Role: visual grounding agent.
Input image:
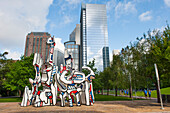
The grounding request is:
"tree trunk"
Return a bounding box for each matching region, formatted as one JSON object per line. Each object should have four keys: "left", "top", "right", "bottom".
{"left": 19, "top": 90, "right": 22, "bottom": 97}
{"left": 107, "top": 89, "right": 109, "bottom": 95}
{"left": 101, "top": 89, "right": 103, "bottom": 95}
{"left": 129, "top": 75, "right": 132, "bottom": 98}
{"left": 7, "top": 90, "right": 9, "bottom": 96}
{"left": 115, "top": 87, "right": 118, "bottom": 96}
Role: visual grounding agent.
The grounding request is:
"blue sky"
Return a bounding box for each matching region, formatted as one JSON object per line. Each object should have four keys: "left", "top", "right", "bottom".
{"left": 0, "top": 0, "right": 170, "bottom": 60}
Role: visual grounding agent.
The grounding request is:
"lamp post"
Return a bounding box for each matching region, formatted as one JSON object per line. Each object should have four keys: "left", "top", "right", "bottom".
{"left": 154, "top": 63, "right": 164, "bottom": 109}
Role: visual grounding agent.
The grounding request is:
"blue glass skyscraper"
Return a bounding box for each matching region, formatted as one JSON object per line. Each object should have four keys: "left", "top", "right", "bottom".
{"left": 80, "top": 3, "right": 109, "bottom": 70}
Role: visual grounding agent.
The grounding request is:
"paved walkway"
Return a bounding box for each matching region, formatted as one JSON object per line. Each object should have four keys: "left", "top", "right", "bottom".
{"left": 0, "top": 100, "right": 170, "bottom": 113}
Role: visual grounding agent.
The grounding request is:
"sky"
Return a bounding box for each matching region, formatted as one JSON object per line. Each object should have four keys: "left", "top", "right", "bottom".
{"left": 0, "top": 0, "right": 170, "bottom": 62}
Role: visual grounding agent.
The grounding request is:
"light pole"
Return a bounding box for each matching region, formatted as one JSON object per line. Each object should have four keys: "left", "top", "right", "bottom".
{"left": 154, "top": 63, "right": 164, "bottom": 109}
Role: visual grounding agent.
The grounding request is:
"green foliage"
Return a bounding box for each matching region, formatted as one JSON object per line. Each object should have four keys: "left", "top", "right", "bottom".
{"left": 82, "top": 58, "right": 97, "bottom": 75}
{"left": 0, "top": 52, "right": 8, "bottom": 60}
{"left": 2, "top": 54, "right": 35, "bottom": 96}
{"left": 95, "top": 24, "right": 170, "bottom": 99}
{"left": 0, "top": 59, "right": 14, "bottom": 96}
{"left": 82, "top": 59, "right": 103, "bottom": 91}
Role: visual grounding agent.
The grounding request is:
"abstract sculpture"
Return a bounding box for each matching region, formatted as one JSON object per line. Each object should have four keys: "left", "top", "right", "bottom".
{"left": 21, "top": 36, "right": 95, "bottom": 107}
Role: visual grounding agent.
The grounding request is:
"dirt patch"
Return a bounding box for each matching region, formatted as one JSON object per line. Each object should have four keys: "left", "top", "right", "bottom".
{"left": 0, "top": 100, "right": 170, "bottom": 113}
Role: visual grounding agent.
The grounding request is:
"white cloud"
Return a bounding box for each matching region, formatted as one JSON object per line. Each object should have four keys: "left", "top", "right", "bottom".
{"left": 63, "top": 15, "right": 73, "bottom": 24}
{"left": 2, "top": 49, "right": 21, "bottom": 60}
{"left": 115, "top": 1, "right": 137, "bottom": 19}
{"left": 54, "top": 38, "right": 65, "bottom": 52}
{"left": 164, "top": 0, "right": 170, "bottom": 7}
{"left": 106, "top": 0, "right": 116, "bottom": 11}
{"left": 0, "top": 0, "right": 53, "bottom": 59}
{"left": 149, "top": 26, "right": 165, "bottom": 37}
{"left": 138, "top": 38, "right": 150, "bottom": 53}
{"left": 159, "top": 26, "right": 165, "bottom": 32}
{"left": 58, "top": 0, "right": 82, "bottom": 14}
{"left": 139, "top": 11, "right": 152, "bottom": 21}
{"left": 66, "top": 0, "right": 82, "bottom": 5}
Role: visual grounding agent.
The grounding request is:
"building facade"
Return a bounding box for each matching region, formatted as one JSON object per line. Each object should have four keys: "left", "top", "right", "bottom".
{"left": 53, "top": 49, "right": 64, "bottom": 71}
{"left": 69, "top": 24, "right": 80, "bottom": 45}
{"left": 64, "top": 41, "right": 80, "bottom": 71}
{"left": 102, "top": 46, "right": 110, "bottom": 69}
{"left": 80, "top": 3, "right": 109, "bottom": 71}
{"left": 112, "top": 49, "right": 120, "bottom": 56}
{"left": 24, "top": 32, "right": 51, "bottom": 63}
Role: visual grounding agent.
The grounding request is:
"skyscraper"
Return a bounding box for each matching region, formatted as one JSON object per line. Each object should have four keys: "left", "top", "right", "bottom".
{"left": 64, "top": 41, "right": 80, "bottom": 71}
{"left": 69, "top": 24, "right": 80, "bottom": 45}
{"left": 103, "top": 46, "right": 110, "bottom": 69}
{"left": 24, "top": 32, "right": 51, "bottom": 63}
{"left": 53, "top": 48, "right": 64, "bottom": 71}
{"left": 69, "top": 24, "right": 81, "bottom": 70}
{"left": 80, "top": 3, "right": 109, "bottom": 71}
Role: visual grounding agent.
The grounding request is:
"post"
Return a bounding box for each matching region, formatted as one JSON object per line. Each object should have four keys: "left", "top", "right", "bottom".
{"left": 154, "top": 63, "right": 164, "bottom": 109}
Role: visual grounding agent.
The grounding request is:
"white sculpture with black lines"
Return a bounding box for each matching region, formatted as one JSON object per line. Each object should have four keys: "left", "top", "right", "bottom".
{"left": 21, "top": 36, "right": 95, "bottom": 107}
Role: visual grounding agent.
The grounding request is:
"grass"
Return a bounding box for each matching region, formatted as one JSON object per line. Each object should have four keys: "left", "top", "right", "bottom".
{"left": 103, "top": 87, "right": 170, "bottom": 98}
{"left": 2, "top": 87, "right": 169, "bottom": 103}
{"left": 0, "top": 97, "right": 22, "bottom": 102}
{"left": 0, "top": 94, "right": 143, "bottom": 102}
{"left": 1, "top": 87, "right": 169, "bottom": 102}
{"left": 134, "top": 87, "right": 170, "bottom": 98}
{"left": 94, "top": 94, "right": 143, "bottom": 101}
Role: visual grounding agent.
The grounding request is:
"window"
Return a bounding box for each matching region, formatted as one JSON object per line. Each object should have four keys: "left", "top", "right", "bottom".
{"left": 36, "top": 37, "right": 39, "bottom": 53}
{"left": 39, "top": 37, "right": 42, "bottom": 54}
{"left": 33, "top": 37, "right": 36, "bottom": 53}
{"left": 25, "top": 37, "right": 29, "bottom": 56}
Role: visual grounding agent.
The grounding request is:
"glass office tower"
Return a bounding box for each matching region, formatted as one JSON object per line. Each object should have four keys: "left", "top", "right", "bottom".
{"left": 64, "top": 41, "right": 80, "bottom": 71}
{"left": 103, "top": 46, "right": 110, "bottom": 69}
{"left": 80, "top": 3, "right": 109, "bottom": 71}
{"left": 53, "top": 49, "right": 64, "bottom": 71}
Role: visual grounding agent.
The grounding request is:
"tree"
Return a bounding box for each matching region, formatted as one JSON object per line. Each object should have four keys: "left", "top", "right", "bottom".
{"left": 82, "top": 59, "right": 102, "bottom": 94}
{"left": 0, "top": 51, "right": 12, "bottom": 96}
{"left": 110, "top": 54, "right": 125, "bottom": 96}
{"left": 2, "top": 54, "right": 35, "bottom": 97}
{"left": 0, "top": 59, "right": 14, "bottom": 96}
{"left": 0, "top": 52, "right": 8, "bottom": 60}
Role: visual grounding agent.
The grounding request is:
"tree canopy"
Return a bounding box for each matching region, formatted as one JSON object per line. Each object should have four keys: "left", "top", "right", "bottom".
{"left": 1, "top": 54, "right": 35, "bottom": 96}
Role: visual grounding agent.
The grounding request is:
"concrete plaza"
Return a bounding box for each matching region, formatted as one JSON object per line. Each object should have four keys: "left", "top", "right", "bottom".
{"left": 0, "top": 100, "right": 170, "bottom": 113}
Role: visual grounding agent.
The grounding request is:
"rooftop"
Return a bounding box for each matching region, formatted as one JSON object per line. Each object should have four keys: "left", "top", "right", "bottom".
{"left": 27, "top": 32, "right": 51, "bottom": 37}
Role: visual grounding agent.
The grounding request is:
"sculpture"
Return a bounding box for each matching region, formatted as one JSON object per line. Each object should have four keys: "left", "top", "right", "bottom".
{"left": 21, "top": 36, "right": 95, "bottom": 107}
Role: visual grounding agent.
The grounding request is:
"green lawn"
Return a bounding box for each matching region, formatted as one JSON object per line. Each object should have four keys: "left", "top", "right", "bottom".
{"left": 0, "top": 97, "right": 22, "bottom": 102}
{"left": 134, "top": 87, "right": 170, "bottom": 98}
{"left": 103, "top": 87, "right": 170, "bottom": 98}
{"left": 94, "top": 94, "right": 143, "bottom": 101}
{"left": 2, "top": 87, "right": 169, "bottom": 102}
{"left": 0, "top": 94, "right": 143, "bottom": 102}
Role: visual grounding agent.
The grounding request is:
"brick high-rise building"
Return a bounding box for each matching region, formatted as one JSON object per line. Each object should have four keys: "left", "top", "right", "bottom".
{"left": 24, "top": 32, "right": 51, "bottom": 63}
